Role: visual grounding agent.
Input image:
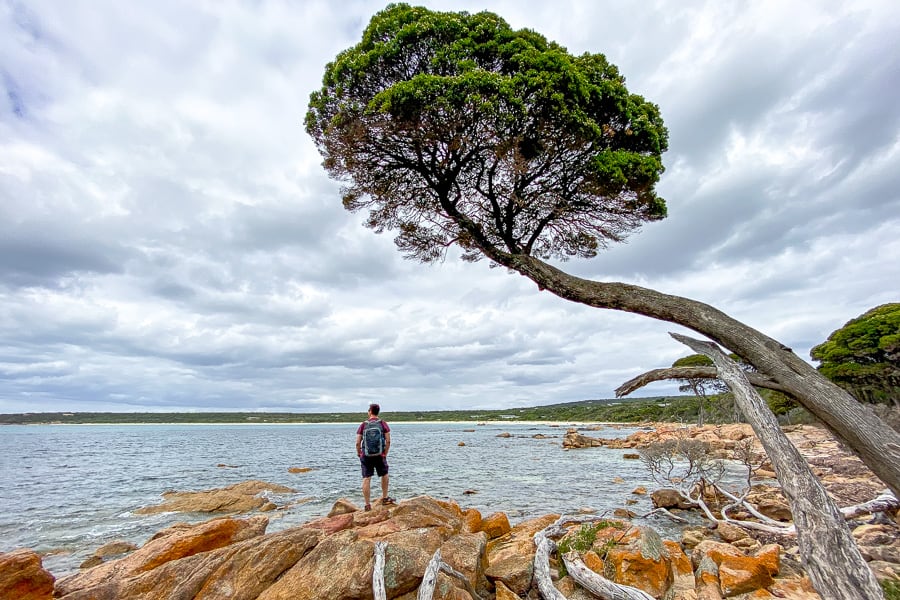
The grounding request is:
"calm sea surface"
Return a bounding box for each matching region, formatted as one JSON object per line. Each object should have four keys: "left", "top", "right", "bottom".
{"left": 0, "top": 422, "right": 675, "bottom": 575}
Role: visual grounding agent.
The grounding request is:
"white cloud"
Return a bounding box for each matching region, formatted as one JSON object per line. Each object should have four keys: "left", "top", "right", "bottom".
{"left": 1, "top": 0, "right": 898, "bottom": 413}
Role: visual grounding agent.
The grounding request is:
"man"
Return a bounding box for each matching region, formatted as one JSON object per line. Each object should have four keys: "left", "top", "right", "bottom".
{"left": 356, "top": 403, "right": 394, "bottom": 511}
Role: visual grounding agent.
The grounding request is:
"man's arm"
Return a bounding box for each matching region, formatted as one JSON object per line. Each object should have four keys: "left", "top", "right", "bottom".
{"left": 355, "top": 434, "right": 362, "bottom": 456}
{"left": 383, "top": 432, "right": 390, "bottom": 456}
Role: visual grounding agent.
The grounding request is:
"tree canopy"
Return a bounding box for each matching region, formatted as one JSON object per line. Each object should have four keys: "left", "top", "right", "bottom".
{"left": 306, "top": 3, "right": 667, "bottom": 265}
{"left": 810, "top": 303, "right": 900, "bottom": 406}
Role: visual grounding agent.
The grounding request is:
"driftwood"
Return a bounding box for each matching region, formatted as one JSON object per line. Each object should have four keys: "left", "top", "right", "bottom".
{"left": 373, "top": 541, "right": 387, "bottom": 600}
{"left": 533, "top": 516, "right": 658, "bottom": 600}
{"left": 417, "top": 549, "right": 442, "bottom": 600}
{"left": 721, "top": 489, "right": 900, "bottom": 537}
{"left": 640, "top": 507, "right": 689, "bottom": 523}
{"left": 532, "top": 531, "right": 567, "bottom": 600}
{"left": 672, "top": 333, "right": 884, "bottom": 600}
{"left": 562, "top": 551, "right": 655, "bottom": 600}
{"left": 615, "top": 366, "right": 789, "bottom": 397}
{"left": 415, "top": 548, "right": 483, "bottom": 600}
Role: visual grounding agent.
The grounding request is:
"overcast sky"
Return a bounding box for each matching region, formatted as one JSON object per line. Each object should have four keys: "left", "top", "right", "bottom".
{"left": 2, "top": 0, "right": 898, "bottom": 414}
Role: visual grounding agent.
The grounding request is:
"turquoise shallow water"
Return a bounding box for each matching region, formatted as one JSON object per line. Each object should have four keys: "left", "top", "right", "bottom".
{"left": 0, "top": 422, "right": 668, "bottom": 575}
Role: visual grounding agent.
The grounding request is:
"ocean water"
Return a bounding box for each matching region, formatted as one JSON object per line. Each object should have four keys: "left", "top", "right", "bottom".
{"left": 0, "top": 422, "right": 672, "bottom": 575}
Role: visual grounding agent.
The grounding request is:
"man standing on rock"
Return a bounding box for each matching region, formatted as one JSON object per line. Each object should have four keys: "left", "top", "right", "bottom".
{"left": 356, "top": 403, "right": 395, "bottom": 511}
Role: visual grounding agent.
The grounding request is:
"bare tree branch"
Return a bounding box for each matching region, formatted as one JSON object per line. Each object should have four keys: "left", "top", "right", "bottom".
{"left": 615, "top": 366, "right": 790, "bottom": 397}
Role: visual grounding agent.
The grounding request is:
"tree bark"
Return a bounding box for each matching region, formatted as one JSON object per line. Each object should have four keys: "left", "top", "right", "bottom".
{"left": 561, "top": 551, "right": 655, "bottom": 600}
{"left": 673, "top": 333, "right": 883, "bottom": 600}
{"left": 417, "top": 549, "right": 442, "bottom": 600}
{"left": 486, "top": 250, "right": 900, "bottom": 499}
{"left": 532, "top": 532, "right": 567, "bottom": 600}
{"left": 615, "top": 366, "right": 788, "bottom": 397}
{"left": 373, "top": 541, "right": 387, "bottom": 600}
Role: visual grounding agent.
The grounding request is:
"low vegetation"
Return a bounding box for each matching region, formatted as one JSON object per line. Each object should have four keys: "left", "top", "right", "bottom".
{"left": 1, "top": 395, "right": 735, "bottom": 425}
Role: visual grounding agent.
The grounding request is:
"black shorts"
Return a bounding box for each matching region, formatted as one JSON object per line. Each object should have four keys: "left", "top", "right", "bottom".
{"left": 360, "top": 454, "right": 388, "bottom": 478}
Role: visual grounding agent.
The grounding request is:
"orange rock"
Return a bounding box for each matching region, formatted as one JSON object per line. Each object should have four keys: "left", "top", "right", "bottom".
{"left": 327, "top": 498, "right": 358, "bottom": 516}
{"left": 606, "top": 527, "right": 673, "bottom": 599}
{"left": 692, "top": 540, "right": 744, "bottom": 570}
{"left": 494, "top": 580, "right": 520, "bottom": 600}
{"left": 717, "top": 555, "right": 774, "bottom": 597}
{"left": 287, "top": 467, "right": 314, "bottom": 473}
{"left": 304, "top": 512, "right": 355, "bottom": 535}
{"left": 135, "top": 480, "right": 296, "bottom": 515}
{"left": 583, "top": 550, "right": 605, "bottom": 574}
{"left": 55, "top": 516, "right": 268, "bottom": 597}
{"left": 0, "top": 549, "right": 55, "bottom": 600}
{"left": 752, "top": 544, "right": 781, "bottom": 576}
{"left": 462, "top": 508, "right": 482, "bottom": 534}
{"left": 632, "top": 486, "right": 648, "bottom": 495}
{"left": 440, "top": 532, "right": 489, "bottom": 596}
{"left": 481, "top": 512, "right": 511, "bottom": 539}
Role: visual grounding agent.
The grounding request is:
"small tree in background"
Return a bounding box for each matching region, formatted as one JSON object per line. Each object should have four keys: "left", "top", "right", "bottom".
{"left": 811, "top": 303, "right": 900, "bottom": 407}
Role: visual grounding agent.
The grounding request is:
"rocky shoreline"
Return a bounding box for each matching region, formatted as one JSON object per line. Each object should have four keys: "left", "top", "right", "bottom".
{"left": 2, "top": 424, "right": 898, "bottom": 599}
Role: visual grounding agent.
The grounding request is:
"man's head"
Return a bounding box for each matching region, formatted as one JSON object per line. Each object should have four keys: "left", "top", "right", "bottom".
{"left": 368, "top": 403, "right": 380, "bottom": 416}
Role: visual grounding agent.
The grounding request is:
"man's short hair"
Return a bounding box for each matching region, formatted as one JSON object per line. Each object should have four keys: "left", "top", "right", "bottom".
{"left": 369, "top": 403, "right": 380, "bottom": 416}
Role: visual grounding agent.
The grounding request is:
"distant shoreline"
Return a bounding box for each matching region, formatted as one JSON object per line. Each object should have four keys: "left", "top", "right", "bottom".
{"left": 0, "top": 397, "right": 684, "bottom": 426}
{"left": 1, "top": 419, "right": 639, "bottom": 427}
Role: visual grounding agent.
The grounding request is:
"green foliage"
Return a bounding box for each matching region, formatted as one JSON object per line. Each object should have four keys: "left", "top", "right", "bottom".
{"left": 558, "top": 523, "right": 604, "bottom": 554}
{"left": 557, "top": 520, "right": 622, "bottom": 577}
{"left": 306, "top": 3, "right": 668, "bottom": 265}
{"left": 672, "top": 354, "right": 713, "bottom": 368}
{"left": 810, "top": 303, "right": 900, "bottom": 405}
{"left": 758, "top": 388, "right": 797, "bottom": 416}
{"left": 882, "top": 578, "right": 900, "bottom": 600}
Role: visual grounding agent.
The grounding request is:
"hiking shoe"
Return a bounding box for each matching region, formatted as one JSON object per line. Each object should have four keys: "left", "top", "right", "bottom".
{"left": 381, "top": 497, "right": 396, "bottom": 505}
{"left": 364, "top": 504, "right": 372, "bottom": 511}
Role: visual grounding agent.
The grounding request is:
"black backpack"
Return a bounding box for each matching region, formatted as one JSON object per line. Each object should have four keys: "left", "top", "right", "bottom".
{"left": 362, "top": 419, "right": 385, "bottom": 456}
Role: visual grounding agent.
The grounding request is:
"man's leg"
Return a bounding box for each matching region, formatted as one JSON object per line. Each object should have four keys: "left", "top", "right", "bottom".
{"left": 362, "top": 477, "right": 372, "bottom": 508}
{"left": 380, "top": 474, "right": 390, "bottom": 500}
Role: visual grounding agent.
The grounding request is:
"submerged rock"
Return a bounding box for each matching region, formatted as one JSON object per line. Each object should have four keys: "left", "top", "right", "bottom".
{"left": 135, "top": 480, "right": 296, "bottom": 515}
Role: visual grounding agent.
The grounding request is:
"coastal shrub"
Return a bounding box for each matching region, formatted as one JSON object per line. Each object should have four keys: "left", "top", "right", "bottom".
{"left": 557, "top": 520, "right": 622, "bottom": 577}
{"left": 883, "top": 579, "right": 900, "bottom": 600}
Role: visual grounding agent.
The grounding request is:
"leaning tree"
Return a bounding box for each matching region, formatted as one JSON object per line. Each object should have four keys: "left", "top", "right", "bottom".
{"left": 305, "top": 4, "right": 900, "bottom": 500}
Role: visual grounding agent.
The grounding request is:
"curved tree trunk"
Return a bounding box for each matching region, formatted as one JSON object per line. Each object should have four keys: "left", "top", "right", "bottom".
{"left": 674, "top": 333, "right": 883, "bottom": 600}
{"left": 488, "top": 252, "right": 900, "bottom": 498}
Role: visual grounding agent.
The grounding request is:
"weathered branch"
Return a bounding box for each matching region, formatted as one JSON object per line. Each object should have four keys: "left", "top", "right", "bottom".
{"left": 415, "top": 548, "right": 484, "bottom": 600}
{"left": 672, "top": 333, "right": 884, "bottom": 600}
{"left": 532, "top": 531, "right": 566, "bottom": 600}
{"left": 417, "top": 549, "right": 443, "bottom": 600}
{"left": 373, "top": 541, "right": 387, "bottom": 600}
{"left": 439, "top": 561, "right": 482, "bottom": 599}
{"left": 720, "top": 489, "right": 900, "bottom": 537}
{"left": 562, "top": 551, "right": 655, "bottom": 600}
{"left": 639, "top": 507, "right": 689, "bottom": 523}
{"left": 615, "top": 366, "right": 789, "bottom": 397}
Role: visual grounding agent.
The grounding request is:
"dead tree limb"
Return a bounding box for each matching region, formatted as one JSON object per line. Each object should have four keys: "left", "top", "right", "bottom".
{"left": 415, "top": 548, "right": 484, "bottom": 600}
{"left": 672, "top": 332, "right": 884, "bottom": 600}
{"left": 417, "top": 549, "right": 442, "bottom": 600}
{"left": 439, "top": 561, "right": 481, "bottom": 599}
{"left": 562, "top": 551, "right": 655, "bottom": 600}
{"left": 532, "top": 531, "right": 567, "bottom": 600}
{"left": 615, "top": 366, "right": 789, "bottom": 398}
{"left": 373, "top": 541, "right": 387, "bottom": 600}
{"left": 640, "top": 507, "right": 689, "bottom": 523}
